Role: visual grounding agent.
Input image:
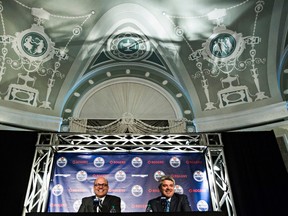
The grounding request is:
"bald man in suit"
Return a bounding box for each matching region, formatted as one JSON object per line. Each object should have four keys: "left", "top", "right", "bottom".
{"left": 78, "top": 177, "right": 121, "bottom": 213}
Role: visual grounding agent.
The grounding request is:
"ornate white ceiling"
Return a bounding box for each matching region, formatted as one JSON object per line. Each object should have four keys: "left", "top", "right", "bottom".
{"left": 0, "top": 0, "right": 287, "bottom": 132}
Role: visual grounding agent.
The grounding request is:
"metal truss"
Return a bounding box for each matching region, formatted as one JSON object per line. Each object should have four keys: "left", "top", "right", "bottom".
{"left": 22, "top": 133, "right": 236, "bottom": 216}
{"left": 204, "top": 134, "right": 237, "bottom": 216}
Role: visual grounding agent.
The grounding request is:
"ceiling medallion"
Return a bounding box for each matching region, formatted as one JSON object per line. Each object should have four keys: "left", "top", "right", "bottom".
{"left": 107, "top": 32, "right": 150, "bottom": 61}
{"left": 12, "top": 24, "right": 55, "bottom": 63}
{"left": 202, "top": 27, "right": 245, "bottom": 64}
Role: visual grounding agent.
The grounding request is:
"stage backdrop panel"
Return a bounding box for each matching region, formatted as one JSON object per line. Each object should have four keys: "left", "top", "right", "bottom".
{"left": 47, "top": 152, "right": 211, "bottom": 212}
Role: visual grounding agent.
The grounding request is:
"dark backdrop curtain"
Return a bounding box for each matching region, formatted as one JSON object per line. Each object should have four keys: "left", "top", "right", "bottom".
{"left": 1, "top": 130, "right": 37, "bottom": 216}
{"left": 221, "top": 131, "right": 288, "bottom": 216}
{"left": 2, "top": 130, "right": 288, "bottom": 215}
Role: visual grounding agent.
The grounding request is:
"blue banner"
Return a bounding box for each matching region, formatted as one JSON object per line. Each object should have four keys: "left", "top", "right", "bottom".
{"left": 48, "top": 152, "right": 211, "bottom": 212}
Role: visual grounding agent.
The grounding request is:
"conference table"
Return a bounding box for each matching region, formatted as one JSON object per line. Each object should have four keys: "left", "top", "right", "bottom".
{"left": 27, "top": 211, "right": 227, "bottom": 216}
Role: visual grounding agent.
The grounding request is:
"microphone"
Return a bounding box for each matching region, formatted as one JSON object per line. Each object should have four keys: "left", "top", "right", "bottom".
{"left": 93, "top": 197, "right": 99, "bottom": 212}
{"left": 160, "top": 196, "right": 167, "bottom": 211}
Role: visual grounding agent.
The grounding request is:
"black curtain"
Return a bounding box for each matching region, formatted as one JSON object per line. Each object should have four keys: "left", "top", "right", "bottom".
{"left": 1, "top": 130, "right": 37, "bottom": 216}
{"left": 2, "top": 130, "right": 288, "bottom": 215}
{"left": 221, "top": 131, "right": 288, "bottom": 216}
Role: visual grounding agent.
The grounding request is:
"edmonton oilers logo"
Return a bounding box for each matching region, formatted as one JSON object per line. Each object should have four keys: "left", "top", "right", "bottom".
{"left": 56, "top": 157, "right": 67, "bottom": 167}
{"left": 197, "top": 200, "right": 209, "bottom": 211}
{"left": 131, "top": 185, "right": 143, "bottom": 197}
{"left": 76, "top": 170, "right": 87, "bottom": 181}
{"left": 121, "top": 200, "right": 126, "bottom": 212}
{"left": 52, "top": 184, "right": 64, "bottom": 196}
{"left": 21, "top": 32, "right": 48, "bottom": 57}
{"left": 73, "top": 199, "right": 82, "bottom": 212}
{"left": 115, "top": 170, "right": 127, "bottom": 182}
{"left": 193, "top": 170, "right": 204, "bottom": 182}
{"left": 131, "top": 157, "right": 143, "bottom": 168}
{"left": 174, "top": 185, "right": 184, "bottom": 194}
{"left": 209, "top": 33, "right": 236, "bottom": 58}
{"left": 169, "top": 156, "right": 181, "bottom": 168}
{"left": 94, "top": 157, "right": 105, "bottom": 167}
{"left": 154, "top": 170, "right": 165, "bottom": 181}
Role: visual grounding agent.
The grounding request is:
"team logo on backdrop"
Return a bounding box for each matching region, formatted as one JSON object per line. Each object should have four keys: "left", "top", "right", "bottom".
{"left": 94, "top": 157, "right": 105, "bottom": 167}
{"left": 131, "top": 185, "right": 143, "bottom": 197}
{"left": 174, "top": 185, "right": 184, "bottom": 194}
{"left": 73, "top": 199, "right": 82, "bottom": 212}
{"left": 56, "top": 157, "right": 67, "bottom": 167}
{"left": 51, "top": 184, "right": 64, "bottom": 196}
{"left": 131, "top": 157, "right": 143, "bottom": 168}
{"left": 121, "top": 200, "right": 126, "bottom": 212}
{"left": 197, "top": 200, "right": 209, "bottom": 211}
{"left": 154, "top": 170, "right": 165, "bottom": 181}
{"left": 170, "top": 156, "right": 181, "bottom": 168}
{"left": 115, "top": 170, "right": 126, "bottom": 182}
{"left": 76, "top": 170, "right": 88, "bottom": 181}
{"left": 193, "top": 170, "right": 204, "bottom": 182}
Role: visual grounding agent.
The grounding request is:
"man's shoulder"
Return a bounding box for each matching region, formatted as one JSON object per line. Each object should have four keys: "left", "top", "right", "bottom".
{"left": 148, "top": 196, "right": 161, "bottom": 202}
{"left": 107, "top": 194, "right": 121, "bottom": 200}
{"left": 82, "top": 195, "right": 94, "bottom": 201}
{"left": 174, "top": 193, "right": 188, "bottom": 198}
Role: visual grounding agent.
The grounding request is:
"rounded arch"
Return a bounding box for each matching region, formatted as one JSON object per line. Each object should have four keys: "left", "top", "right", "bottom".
{"left": 73, "top": 77, "right": 183, "bottom": 120}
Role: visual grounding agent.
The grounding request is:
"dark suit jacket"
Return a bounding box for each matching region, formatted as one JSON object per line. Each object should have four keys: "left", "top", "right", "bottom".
{"left": 147, "top": 193, "right": 192, "bottom": 212}
{"left": 78, "top": 194, "right": 121, "bottom": 213}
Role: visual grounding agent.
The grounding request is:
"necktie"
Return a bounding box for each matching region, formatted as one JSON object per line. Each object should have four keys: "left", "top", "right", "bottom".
{"left": 98, "top": 199, "right": 103, "bottom": 212}
{"left": 165, "top": 200, "right": 170, "bottom": 212}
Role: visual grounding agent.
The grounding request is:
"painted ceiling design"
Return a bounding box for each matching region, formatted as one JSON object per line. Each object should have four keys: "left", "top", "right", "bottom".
{"left": 0, "top": 0, "right": 287, "bottom": 132}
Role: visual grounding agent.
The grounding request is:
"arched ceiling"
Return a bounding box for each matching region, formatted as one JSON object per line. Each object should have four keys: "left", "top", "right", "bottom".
{"left": 0, "top": 0, "right": 288, "bottom": 132}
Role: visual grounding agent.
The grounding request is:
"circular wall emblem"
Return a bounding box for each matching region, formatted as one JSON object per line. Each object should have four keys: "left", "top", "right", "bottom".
{"left": 202, "top": 29, "right": 244, "bottom": 64}
{"left": 14, "top": 24, "right": 54, "bottom": 62}
{"left": 107, "top": 32, "right": 150, "bottom": 61}
{"left": 118, "top": 37, "right": 139, "bottom": 55}
{"left": 21, "top": 32, "right": 48, "bottom": 57}
{"left": 209, "top": 33, "right": 236, "bottom": 58}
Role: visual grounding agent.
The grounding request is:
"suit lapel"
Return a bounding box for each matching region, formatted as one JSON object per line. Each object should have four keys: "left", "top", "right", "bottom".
{"left": 170, "top": 194, "right": 178, "bottom": 212}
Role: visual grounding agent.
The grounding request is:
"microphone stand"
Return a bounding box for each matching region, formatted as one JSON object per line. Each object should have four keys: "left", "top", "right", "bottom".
{"left": 160, "top": 196, "right": 167, "bottom": 212}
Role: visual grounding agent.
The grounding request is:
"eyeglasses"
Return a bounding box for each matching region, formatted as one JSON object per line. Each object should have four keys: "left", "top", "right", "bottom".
{"left": 94, "top": 183, "right": 108, "bottom": 187}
